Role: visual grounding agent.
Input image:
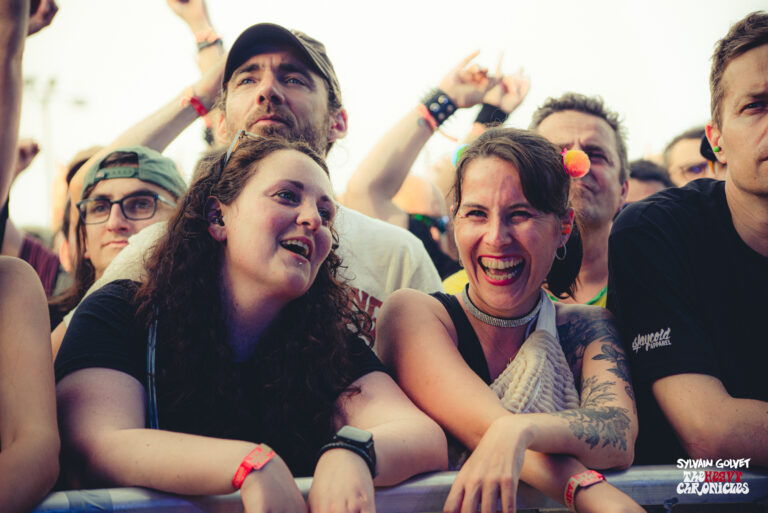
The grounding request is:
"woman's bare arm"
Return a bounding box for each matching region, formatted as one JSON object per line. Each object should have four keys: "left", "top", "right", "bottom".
{"left": 0, "top": 257, "right": 59, "bottom": 513}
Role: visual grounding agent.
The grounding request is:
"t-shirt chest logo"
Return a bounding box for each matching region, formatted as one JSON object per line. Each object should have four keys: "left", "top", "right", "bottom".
{"left": 632, "top": 327, "right": 672, "bottom": 353}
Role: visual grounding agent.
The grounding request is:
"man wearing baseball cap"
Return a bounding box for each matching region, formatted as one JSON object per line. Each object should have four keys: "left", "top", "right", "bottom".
{"left": 62, "top": 21, "right": 442, "bottom": 346}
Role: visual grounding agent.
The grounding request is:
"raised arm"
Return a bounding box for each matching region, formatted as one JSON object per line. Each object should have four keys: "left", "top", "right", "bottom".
{"left": 0, "top": 257, "right": 59, "bottom": 513}
{"left": 377, "top": 289, "right": 641, "bottom": 513}
{"left": 428, "top": 67, "right": 530, "bottom": 200}
{"left": 344, "top": 52, "right": 495, "bottom": 226}
{"left": 0, "top": 0, "right": 29, "bottom": 204}
{"left": 68, "top": 55, "right": 224, "bottom": 205}
{"left": 166, "top": 0, "right": 224, "bottom": 73}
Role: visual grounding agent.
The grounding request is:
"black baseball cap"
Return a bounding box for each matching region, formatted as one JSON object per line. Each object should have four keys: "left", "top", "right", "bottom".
{"left": 223, "top": 23, "right": 342, "bottom": 108}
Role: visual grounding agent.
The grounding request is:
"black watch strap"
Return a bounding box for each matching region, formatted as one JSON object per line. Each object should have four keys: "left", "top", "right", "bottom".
{"left": 317, "top": 441, "right": 377, "bottom": 477}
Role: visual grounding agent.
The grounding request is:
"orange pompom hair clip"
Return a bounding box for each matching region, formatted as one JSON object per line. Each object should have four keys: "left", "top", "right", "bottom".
{"left": 562, "top": 149, "right": 590, "bottom": 178}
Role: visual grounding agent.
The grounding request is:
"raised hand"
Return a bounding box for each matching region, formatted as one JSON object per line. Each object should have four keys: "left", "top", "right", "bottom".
{"left": 14, "top": 138, "right": 39, "bottom": 178}
{"left": 483, "top": 62, "right": 530, "bottom": 115}
{"left": 438, "top": 51, "right": 499, "bottom": 109}
{"left": 166, "top": 0, "right": 212, "bottom": 33}
{"left": 27, "top": 0, "right": 56, "bottom": 35}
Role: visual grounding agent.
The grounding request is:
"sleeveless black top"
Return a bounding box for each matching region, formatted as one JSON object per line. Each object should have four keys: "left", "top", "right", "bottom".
{"left": 430, "top": 292, "right": 492, "bottom": 384}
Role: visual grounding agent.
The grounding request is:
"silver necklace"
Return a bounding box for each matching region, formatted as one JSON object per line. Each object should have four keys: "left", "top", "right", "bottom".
{"left": 461, "top": 284, "right": 542, "bottom": 328}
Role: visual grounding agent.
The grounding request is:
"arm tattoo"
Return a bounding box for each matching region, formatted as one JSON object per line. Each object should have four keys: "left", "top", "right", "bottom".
{"left": 558, "top": 309, "right": 621, "bottom": 379}
{"left": 593, "top": 343, "right": 635, "bottom": 404}
{"left": 552, "top": 406, "right": 631, "bottom": 451}
{"left": 580, "top": 376, "right": 616, "bottom": 408}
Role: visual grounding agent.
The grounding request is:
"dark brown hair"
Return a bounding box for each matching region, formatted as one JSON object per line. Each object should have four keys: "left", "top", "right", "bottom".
{"left": 452, "top": 128, "right": 582, "bottom": 298}
{"left": 710, "top": 11, "right": 768, "bottom": 127}
{"left": 134, "top": 136, "right": 368, "bottom": 469}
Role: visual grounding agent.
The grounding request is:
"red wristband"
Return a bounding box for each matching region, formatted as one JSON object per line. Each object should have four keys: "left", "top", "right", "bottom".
{"left": 181, "top": 86, "right": 210, "bottom": 118}
{"left": 414, "top": 104, "right": 438, "bottom": 131}
{"left": 564, "top": 470, "right": 605, "bottom": 512}
{"left": 232, "top": 444, "right": 275, "bottom": 490}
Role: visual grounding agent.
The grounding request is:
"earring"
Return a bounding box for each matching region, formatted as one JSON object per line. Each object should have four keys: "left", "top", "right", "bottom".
{"left": 713, "top": 146, "right": 721, "bottom": 153}
{"left": 214, "top": 215, "right": 225, "bottom": 226}
{"left": 555, "top": 244, "right": 567, "bottom": 261}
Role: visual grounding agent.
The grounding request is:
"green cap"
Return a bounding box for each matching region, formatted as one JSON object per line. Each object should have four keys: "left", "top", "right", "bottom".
{"left": 82, "top": 146, "right": 187, "bottom": 199}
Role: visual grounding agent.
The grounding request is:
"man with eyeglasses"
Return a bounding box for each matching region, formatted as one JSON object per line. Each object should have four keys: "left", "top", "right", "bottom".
{"left": 51, "top": 146, "right": 186, "bottom": 355}
{"left": 663, "top": 126, "right": 716, "bottom": 186}
{"left": 75, "top": 146, "right": 184, "bottom": 279}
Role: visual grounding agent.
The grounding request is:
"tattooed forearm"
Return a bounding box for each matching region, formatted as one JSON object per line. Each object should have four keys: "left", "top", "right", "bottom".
{"left": 592, "top": 343, "right": 635, "bottom": 404}
{"left": 552, "top": 407, "right": 631, "bottom": 451}
{"left": 580, "top": 376, "right": 617, "bottom": 408}
{"left": 558, "top": 309, "right": 621, "bottom": 375}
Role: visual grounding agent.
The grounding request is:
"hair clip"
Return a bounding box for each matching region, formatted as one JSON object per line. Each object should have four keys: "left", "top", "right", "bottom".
{"left": 562, "top": 149, "right": 590, "bottom": 178}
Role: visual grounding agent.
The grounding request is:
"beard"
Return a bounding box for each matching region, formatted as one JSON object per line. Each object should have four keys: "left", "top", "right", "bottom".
{"left": 226, "top": 101, "right": 330, "bottom": 157}
{"left": 256, "top": 124, "right": 328, "bottom": 156}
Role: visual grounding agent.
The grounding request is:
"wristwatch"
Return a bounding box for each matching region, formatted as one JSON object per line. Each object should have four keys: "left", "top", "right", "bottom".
{"left": 564, "top": 470, "right": 605, "bottom": 512}
{"left": 317, "top": 425, "right": 377, "bottom": 477}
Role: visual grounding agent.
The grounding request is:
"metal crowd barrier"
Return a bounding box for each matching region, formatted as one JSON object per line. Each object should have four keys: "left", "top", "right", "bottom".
{"left": 33, "top": 466, "right": 768, "bottom": 512}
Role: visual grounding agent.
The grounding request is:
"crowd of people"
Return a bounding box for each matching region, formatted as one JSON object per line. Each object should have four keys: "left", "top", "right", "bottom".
{"left": 1, "top": 1, "right": 766, "bottom": 512}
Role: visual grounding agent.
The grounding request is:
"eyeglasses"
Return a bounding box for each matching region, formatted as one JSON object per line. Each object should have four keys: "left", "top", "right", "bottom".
{"left": 77, "top": 192, "right": 176, "bottom": 224}
{"left": 411, "top": 214, "right": 450, "bottom": 234}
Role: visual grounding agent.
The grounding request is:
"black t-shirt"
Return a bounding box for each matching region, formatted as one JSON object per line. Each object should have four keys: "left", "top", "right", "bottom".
{"left": 55, "top": 280, "right": 387, "bottom": 476}
{"left": 607, "top": 179, "right": 768, "bottom": 464}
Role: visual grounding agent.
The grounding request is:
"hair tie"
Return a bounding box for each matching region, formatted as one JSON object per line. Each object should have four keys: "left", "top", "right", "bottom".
{"left": 562, "top": 149, "right": 590, "bottom": 178}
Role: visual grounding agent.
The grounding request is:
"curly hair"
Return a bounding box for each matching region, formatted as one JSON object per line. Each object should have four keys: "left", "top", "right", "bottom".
{"left": 134, "top": 136, "right": 369, "bottom": 474}
{"left": 452, "top": 127, "right": 582, "bottom": 299}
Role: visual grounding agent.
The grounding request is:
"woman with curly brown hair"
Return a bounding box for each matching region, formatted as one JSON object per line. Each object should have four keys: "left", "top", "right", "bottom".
{"left": 55, "top": 133, "right": 447, "bottom": 513}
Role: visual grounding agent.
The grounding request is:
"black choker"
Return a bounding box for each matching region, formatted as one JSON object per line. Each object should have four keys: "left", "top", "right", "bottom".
{"left": 461, "top": 284, "right": 542, "bottom": 328}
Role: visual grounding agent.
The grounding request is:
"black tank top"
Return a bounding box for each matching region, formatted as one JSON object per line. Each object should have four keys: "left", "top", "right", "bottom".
{"left": 430, "top": 292, "right": 492, "bottom": 384}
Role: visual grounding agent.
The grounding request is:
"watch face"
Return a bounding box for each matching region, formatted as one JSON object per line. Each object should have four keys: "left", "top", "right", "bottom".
{"left": 336, "top": 425, "right": 373, "bottom": 445}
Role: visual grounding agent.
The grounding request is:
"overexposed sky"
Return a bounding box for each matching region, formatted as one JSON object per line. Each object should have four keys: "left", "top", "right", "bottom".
{"left": 13, "top": 0, "right": 765, "bottom": 228}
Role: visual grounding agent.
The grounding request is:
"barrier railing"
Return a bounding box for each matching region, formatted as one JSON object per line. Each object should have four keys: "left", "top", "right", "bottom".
{"left": 33, "top": 466, "right": 768, "bottom": 512}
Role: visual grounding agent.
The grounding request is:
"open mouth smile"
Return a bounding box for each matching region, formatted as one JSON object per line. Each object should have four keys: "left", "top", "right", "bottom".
{"left": 280, "top": 237, "right": 312, "bottom": 260}
{"left": 478, "top": 255, "right": 524, "bottom": 282}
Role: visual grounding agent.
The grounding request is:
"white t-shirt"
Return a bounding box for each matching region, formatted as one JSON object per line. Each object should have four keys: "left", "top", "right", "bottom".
{"left": 65, "top": 206, "right": 443, "bottom": 342}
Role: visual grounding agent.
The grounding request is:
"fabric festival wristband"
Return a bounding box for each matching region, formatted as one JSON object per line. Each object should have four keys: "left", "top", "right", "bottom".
{"left": 232, "top": 443, "right": 275, "bottom": 490}
{"left": 421, "top": 88, "right": 457, "bottom": 126}
{"left": 316, "top": 441, "right": 376, "bottom": 477}
{"left": 475, "top": 103, "right": 508, "bottom": 126}
{"left": 180, "top": 87, "right": 210, "bottom": 118}
{"left": 414, "top": 104, "right": 438, "bottom": 131}
{"left": 564, "top": 470, "right": 605, "bottom": 512}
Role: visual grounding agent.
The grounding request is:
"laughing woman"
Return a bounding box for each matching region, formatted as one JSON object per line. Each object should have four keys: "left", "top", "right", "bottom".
{"left": 378, "top": 128, "right": 642, "bottom": 513}
{"left": 55, "top": 134, "right": 447, "bottom": 513}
